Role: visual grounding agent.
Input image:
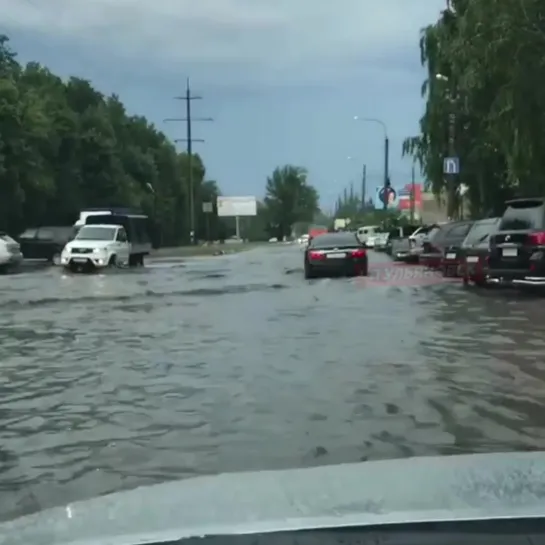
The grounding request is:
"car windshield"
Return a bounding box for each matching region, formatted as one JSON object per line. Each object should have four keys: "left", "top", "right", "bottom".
{"left": 75, "top": 226, "right": 116, "bottom": 240}
{"left": 5, "top": 1, "right": 545, "bottom": 537}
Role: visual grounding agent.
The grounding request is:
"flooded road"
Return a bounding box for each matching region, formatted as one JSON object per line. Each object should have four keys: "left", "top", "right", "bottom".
{"left": 1, "top": 244, "right": 545, "bottom": 521}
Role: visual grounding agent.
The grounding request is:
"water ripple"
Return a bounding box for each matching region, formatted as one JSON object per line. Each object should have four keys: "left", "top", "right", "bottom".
{"left": 1, "top": 248, "right": 545, "bottom": 521}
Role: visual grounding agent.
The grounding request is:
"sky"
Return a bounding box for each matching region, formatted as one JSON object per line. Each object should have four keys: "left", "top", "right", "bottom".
{"left": 1, "top": 0, "right": 445, "bottom": 211}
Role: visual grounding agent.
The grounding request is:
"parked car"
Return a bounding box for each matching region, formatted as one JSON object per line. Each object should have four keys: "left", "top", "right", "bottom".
{"left": 371, "top": 232, "right": 389, "bottom": 251}
{"left": 459, "top": 217, "right": 500, "bottom": 287}
{"left": 18, "top": 226, "right": 76, "bottom": 263}
{"left": 407, "top": 224, "right": 438, "bottom": 261}
{"left": 0, "top": 232, "right": 23, "bottom": 272}
{"left": 421, "top": 221, "right": 472, "bottom": 270}
{"left": 304, "top": 232, "right": 368, "bottom": 279}
{"left": 386, "top": 225, "right": 420, "bottom": 259}
{"left": 393, "top": 224, "right": 436, "bottom": 262}
{"left": 391, "top": 236, "right": 411, "bottom": 261}
{"left": 488, "top": 197, "right": 545, "bottom": 288}
{"left": 440, "top": 220, "right": 475, "bottom": 276}
{"left": 356, "top": 225, "right": 381, "bottom": 247}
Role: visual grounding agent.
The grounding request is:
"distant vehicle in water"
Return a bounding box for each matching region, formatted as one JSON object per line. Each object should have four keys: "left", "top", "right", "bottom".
{"left": 459, "top": 217, "right": 499, "bottom": 287}
{"left": 18, "top": 225, "right": 76, "bottom": 263}
{"left": 84, "top": 211, "right": 152, "bottom": 266}
{"left": 386, "top": 224, "right": 420, "bottom": 261}
{"left": 0, "top": 232, "right": 23, "bottom": 272}
{"left": 488, "top": 198, "right": 545, "bottom": 289}
{"left": 372, "top": 232, "right": 390, "bottom": 251}
{"left": 356, "top": 225, "right": 380, "bottom": 247}
{"left": 304, "top": 231, "right": 368, "bottom": 279}
{"left": 61, "top": 224, "right": 131, "bottom": 272}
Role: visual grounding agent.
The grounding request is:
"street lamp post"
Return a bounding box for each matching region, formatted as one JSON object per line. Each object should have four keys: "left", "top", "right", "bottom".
{"left": 353, "top": 117, "right": 389, "bottom": 210}
{"left": 436, "top": 73, "right": 457, "bottom": 219}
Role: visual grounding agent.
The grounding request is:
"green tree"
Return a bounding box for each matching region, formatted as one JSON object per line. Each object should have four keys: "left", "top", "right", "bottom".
{"left": 264, "top": 165, "right": 319, "bottom": 239}
{"left": 402, "top": 1, "right": 545, "bottom": 218}
{"left": 0, "top": 35, "right": 223, "bottom": 246}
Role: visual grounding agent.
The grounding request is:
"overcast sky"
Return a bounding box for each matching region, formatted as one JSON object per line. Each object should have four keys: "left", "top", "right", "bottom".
{"left": 1, "top": 0, "right": 445, "bottom": 209}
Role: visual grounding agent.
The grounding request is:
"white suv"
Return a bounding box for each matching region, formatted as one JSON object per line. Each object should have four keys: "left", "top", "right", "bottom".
{"left": 61, "top": 224, "right": 130, "bottom": 271}
{"left": 0, "top": 232, "right": 23, "bottom": 272}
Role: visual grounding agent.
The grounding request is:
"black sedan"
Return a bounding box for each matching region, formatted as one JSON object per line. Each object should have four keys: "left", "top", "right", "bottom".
{"left": 304, "top": 232, "right": 368, "bottom": 279}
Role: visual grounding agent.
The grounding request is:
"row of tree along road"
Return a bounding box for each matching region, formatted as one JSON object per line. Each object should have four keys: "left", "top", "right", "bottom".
{"left": 6, "top": 0, "right": 538, "bottom": 245}
{"left": 402, "top": 0, "right": 545, "bottom": 219}
{"left": 0, "top": 36, "right": 320, "bottom": 247}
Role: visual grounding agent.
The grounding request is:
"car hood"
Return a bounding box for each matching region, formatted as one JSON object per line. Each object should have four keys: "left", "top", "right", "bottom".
{"left": 65, "top": 240, "right": 113, "bottom": 250}
{"left": 2, "top": 451, "right": 545, "bottom": 545}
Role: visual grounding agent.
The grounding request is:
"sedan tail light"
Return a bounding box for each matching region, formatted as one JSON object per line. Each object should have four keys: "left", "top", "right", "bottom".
{"left": 351, "top": 249, "right": 366, "bottom": 257}
{"left": 308, "top": 250, "right": 325, "bottom": 259}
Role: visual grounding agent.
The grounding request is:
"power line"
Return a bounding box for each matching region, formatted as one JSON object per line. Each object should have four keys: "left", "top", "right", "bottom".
{"left": 164, "top": 78, "right": 213, "bottom": 244}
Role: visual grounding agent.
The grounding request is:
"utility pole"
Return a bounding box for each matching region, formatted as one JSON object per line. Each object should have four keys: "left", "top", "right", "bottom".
{"left": 383, "top": 135, "right": 390, "bottom": 210}
{"left": 164, "top": 78, "right": 212, "bottom": 244}
{"left": 352, "top": 117, "right": 389, "bottom": 211}
{"left": 410, "top": 163, "right": 416, "bottom": 223}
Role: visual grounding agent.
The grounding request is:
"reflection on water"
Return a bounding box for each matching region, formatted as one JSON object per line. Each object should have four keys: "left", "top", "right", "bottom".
{"left": 1, "top": 248, "right": 545, "bottom": 521}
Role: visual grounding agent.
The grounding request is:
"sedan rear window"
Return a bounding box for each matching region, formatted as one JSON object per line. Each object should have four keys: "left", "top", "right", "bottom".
{"left": 310, "top": 234, "right": 360, "bottom": 249}
{"left": 463, "top": 218, "right": 499, "bottom": 245}
{"left": 499, "top": 200, "right": 545, "bottom": 230}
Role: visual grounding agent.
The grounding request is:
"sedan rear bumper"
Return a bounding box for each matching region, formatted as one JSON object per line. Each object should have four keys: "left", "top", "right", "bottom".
{"left": 306, "top": 258, "right": 367, "bottom": 276}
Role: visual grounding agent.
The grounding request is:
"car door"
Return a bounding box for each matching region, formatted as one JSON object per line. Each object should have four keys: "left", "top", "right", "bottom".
{"left": 115, "top": 228, "right": 130, "bottom": 262}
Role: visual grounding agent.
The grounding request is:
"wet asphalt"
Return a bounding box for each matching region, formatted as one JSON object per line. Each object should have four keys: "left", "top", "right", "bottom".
{"left": 1, "top": 244, "right": 544, "bottom": 521}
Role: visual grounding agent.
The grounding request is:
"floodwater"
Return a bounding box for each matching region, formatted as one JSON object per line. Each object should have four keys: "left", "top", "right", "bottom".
{"left": 1, "top": 245, "right": 545, "bottom": 522}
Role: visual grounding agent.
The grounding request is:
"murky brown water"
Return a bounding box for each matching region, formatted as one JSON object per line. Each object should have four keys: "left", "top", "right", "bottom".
{"left": 1, "top": 245, "right": 545, "bottom": 521}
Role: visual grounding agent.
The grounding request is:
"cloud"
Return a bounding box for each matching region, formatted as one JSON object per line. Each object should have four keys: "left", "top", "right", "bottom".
{"left": 1, "top": 0, "right": 444, "bottom": 84}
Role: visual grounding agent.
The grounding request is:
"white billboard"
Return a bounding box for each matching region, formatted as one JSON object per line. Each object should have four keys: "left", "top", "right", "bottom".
{"left": 217, "top": 196, "right": 257, "bottom": 217}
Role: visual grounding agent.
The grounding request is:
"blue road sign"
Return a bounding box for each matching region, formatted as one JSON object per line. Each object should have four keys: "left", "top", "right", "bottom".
{"left": 443, "top": 156, "right": 459, "bottom": 174}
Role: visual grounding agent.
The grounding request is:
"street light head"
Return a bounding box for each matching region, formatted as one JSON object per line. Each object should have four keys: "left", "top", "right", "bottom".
{"left": 435, "top": 73, "right": 449, "bottom": 81}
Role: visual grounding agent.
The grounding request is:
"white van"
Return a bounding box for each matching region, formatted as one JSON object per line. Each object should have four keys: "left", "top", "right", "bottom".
{"left": 61, "top": 224, "right": 130, "bottom": 271}
{"left": 80, "top": 211, "right": 152, "bottom": 266}
{"left": 357, "top": 225, "right": 380, "bottom": 247}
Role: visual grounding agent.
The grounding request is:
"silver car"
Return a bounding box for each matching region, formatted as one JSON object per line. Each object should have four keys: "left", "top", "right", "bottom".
{"left": 0, "top": 232, "right": 23, "bottom": 272}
